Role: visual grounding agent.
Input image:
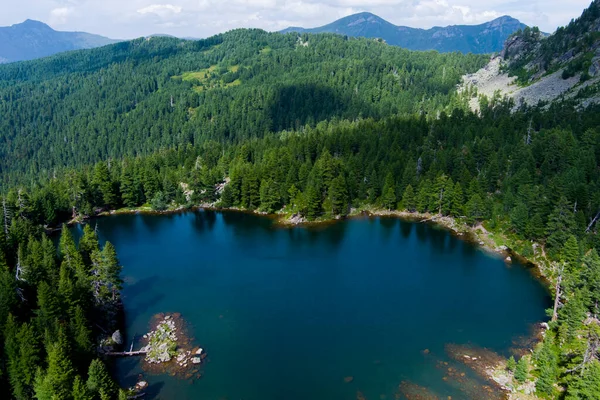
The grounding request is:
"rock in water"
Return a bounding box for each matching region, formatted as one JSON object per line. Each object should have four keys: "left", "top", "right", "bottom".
{"left": 135, "top": 381, "right": 148, "bottom": 391}
{"left": 192, "top": 357, "right": 202, "bottom": 364}
{"left": 112, "top": 330, "right": 123, "bottom": 345}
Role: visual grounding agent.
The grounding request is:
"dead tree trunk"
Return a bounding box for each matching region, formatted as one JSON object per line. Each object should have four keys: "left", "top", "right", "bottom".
{"left": 105, "top": 350, "right": 147, "bottom": 357}
{"left": 552, "top": 263, "right": 565, "bottom": 322}
{"left": 2, "top": 198, "right": 10, "bottom": 240}
{"left": 586, "top": 211, "right": 600, "bottom": 233}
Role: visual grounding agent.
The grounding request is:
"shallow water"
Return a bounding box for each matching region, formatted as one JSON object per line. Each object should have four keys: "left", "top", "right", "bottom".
{"left": 74, "top": 211, "right": 551, "bottom": 399}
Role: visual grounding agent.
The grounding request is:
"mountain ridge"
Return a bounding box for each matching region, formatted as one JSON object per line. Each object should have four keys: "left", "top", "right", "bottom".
{"left": 0, "top": 19, "right": 120, "bottom": 63}
{"left": 460, "top": 0, "right": 600, "bottom": 111}
{"left": 282, "top": 13, "right": 528, "bottom": 54}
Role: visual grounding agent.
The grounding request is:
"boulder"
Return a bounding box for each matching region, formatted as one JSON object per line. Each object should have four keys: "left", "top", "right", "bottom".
{"left": 135, "top": 381, "right": 148, "bottom": 391}
{"left": 192, "top": 357, "right": 202, "bottom": 364}
{"left": 111, "top": 330, "right": 123, "bottom": 345}
{"left": 505, "top": 256, "right": 512, "bottom": 263}
{"left": 195, "top": 348, "right": 203, "bottom": 355}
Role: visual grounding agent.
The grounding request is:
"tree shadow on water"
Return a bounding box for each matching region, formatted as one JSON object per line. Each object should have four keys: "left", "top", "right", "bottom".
{"left": 145, "top": 381, "right": 166, "bottom": 400}
{"left": 124, "top": 276, "right": 162, "bottom": 300}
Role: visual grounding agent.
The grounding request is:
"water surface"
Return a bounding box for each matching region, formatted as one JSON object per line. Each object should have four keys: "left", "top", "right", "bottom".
{"left": 76, "top": 211, "right": 551, "bottom": 399}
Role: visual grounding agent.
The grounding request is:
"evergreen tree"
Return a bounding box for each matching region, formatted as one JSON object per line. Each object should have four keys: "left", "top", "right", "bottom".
{"left": 72, "top": 376, "right": 92, "bottom": 400}
{"left": 306, "top": 185, "right": 322, "bottom": 220}
{"left": 506, "top": 356, "right": 517, "bottom": 372}
{"left": 514, "top": 356, "right": 528, "bottom": 383}
{"left": 120, "top": 165, "right": 137, "bottom": 208}
{"left": 381, "top": 173, "right": 397, "bottom": 211}
{"left": 465, "top": 194, "right": 486, "bottom": 226}
{"left": 401, "top": 184, "right": 416, "bottom": 212}
{"left": 92, "top": 162, "right": 117, "bottom": 208}
{"left": 546, "top": 196, "right": 576, "bottom": 256}
{"left": 329, "top": 175, "right": 349, "bottom": 216}
{"left": 86, "top": 359, "right": 117, "bottom": 400}
{"left": 34, "top": 329, "right": 75, "bottom": 400}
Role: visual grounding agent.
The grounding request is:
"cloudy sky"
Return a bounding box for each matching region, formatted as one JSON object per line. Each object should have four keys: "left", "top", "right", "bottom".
{"left": 0, "top": 0, "right": 593, "bottom": 39}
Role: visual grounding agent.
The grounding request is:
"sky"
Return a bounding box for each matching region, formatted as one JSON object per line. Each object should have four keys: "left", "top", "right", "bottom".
{"left": 0, "top": 0, "right": 593, "bottom": 39}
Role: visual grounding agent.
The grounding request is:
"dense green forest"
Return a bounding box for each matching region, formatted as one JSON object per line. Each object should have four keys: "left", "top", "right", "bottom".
{"left": 1, "top": 8, "right": 600, "bottom": 398}
{"left": 0, "top": 220, "right": 127, "bottom": 399}
{"left": 2, "top": 99, "right": 600, "bottom": 398}
{"left": 0, "top": 29, "right": 486, "bottom": 187}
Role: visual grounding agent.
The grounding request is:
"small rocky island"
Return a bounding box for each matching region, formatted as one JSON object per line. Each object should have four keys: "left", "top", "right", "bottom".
{"left": 105, "top": 313, "right": 204, "bottom": 396}
{"left": 141, "top": 314, "right": 205, "bottom": 372}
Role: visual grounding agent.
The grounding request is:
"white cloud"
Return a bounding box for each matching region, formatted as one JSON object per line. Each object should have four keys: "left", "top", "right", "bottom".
{"left": 137, "top": 4, "right": 183, "bottom": 17}
{"left": 49, "top": 7, "right": 74, "bottom": 25}
{"left": 0, "top": 0, "right": 595, "bottom": 39}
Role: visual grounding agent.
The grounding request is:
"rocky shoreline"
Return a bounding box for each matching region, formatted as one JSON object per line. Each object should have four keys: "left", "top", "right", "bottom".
{"left": 86, "top": 204, "right": 550, "bottom": 398}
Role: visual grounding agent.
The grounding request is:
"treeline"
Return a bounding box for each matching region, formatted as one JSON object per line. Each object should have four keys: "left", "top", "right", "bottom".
{"left": 0, "top": 216, "right": 127, "bottom": 399}
{"left": 0, "top": 29, "right": 486, "bottom": 186}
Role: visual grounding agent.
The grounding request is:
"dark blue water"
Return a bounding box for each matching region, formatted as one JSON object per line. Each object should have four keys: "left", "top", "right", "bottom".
{"left": 76, "top": 211, "right": 551, "bottom": 399}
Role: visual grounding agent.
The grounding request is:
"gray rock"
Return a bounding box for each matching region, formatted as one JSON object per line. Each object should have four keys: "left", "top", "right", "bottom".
{"left": 111, "top": 330, "right": 123, "bottom": 345}
{"left": 589, "top": 57, "right": 600, "bottom": 77}
{"left": 192, "top": 357, "right": 202, "bottom": 364}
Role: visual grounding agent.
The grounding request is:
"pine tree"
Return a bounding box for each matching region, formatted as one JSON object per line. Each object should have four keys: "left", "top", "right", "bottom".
{"left": 36, "top": 281, "right": 62, "bottom": 336}
{"left": 510, "top": 202, "right": 529, "bottom": 235}
{"left": 506, "top": 356, "right": 517, "bottom": 372}
{"left": 73, "top": 375, "right": 92, "bottom": 400}
{"left": 514, "top": 356, "right": 528, "bottom": 383}
{"left": 79, "top": 225, "right": 99, "bottom": 267}
{"left": 35, "top": 328, "right": 75, "bottom": 400}
{"left": 565, "top": 360, "right": 600, "bottom": 400}
{"left": 71, "top": 306, "right": 93, "bottom": 372}
{"left": 259, "top": 179, "right": 281, "bottom": 213}
{"left": 92, "top": 162, "right": 117, "bottom": 208}
{"left": 329, "top": 175, "right": 349, "bottom": 216}
{"left": 381, "top": 173, "right": 396, "bottom": 211}
{"left": 120, "top": 166, "right": 137, "bottom": 208}
{"left": 546, "top": 196, "right": 576, "bottom": 256}
{"left": 0, "top": 264, "right": 18, "bottom": 331}
{"left": 306, "top": 185, "right": 322, "bottom": 220}
{"left": 526, "top": 213, "right": 545, "bottom": 240}
{"left": 401, "top": 184, "right": 416, "bottom": 212}
{"left": 535, "top": 339, "right": 558, "bottom": 397}
{"left": 86, "top": 359, "right": 117, "bottom": 400}
{"left": 465, "top": 194, "right": 486, "bottom": 226}
{"left": 432, "top": 174, "right": 448, "bottom": 214}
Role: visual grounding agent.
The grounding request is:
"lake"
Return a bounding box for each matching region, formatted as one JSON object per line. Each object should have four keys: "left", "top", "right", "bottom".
{"left": 73, "top": 210, "right": 551, "bottom": 399}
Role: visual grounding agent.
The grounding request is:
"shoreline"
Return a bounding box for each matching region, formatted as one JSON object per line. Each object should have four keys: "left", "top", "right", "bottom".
{"left": 91, "top": 204, "right": 549, "bottom": 277}
{"left": 80, "top": 203, "right": 550, "bottom": 398}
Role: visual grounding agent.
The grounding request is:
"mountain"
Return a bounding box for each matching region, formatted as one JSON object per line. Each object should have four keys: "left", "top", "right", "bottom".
{"left": 461, "top": 0, "right": 600, "bottom": 110}
{"left": 0, "top": 19, "right": 119, "bottom": 63}
{"left": 282, "top": 13, "right": 527, "bottom": 54}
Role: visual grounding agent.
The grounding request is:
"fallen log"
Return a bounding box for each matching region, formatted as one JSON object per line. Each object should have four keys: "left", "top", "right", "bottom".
{"left": 105, "top": 350, "right": 147, "bottom": 357}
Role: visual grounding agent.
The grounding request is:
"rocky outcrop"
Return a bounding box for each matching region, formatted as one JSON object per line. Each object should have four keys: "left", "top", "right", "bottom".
{"left": 143, "top": 315, "right": 179, "bottom": 363}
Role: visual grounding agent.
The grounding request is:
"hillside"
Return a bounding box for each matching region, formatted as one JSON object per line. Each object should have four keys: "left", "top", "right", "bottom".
{"left": 0, "top": 19, "right": 119, "bottom": 63}
{"left": 282, "top": 13, "right": 527, "bottom": 54}
{"left": 461, "top": 0, "right": 600, "bottom": 110}
{"left": 0, "top": 29, "right": 487, "bottom": 185}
